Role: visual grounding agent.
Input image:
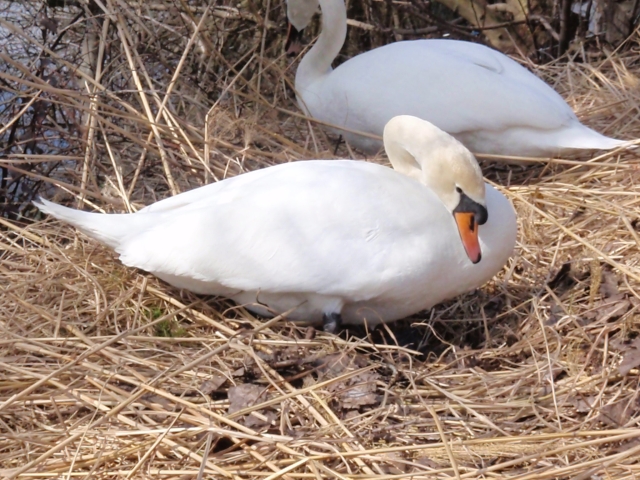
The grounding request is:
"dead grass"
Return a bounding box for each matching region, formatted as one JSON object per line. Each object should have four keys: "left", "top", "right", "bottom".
{"left": 1, "top": 1, "right": 640, "bottom": 478}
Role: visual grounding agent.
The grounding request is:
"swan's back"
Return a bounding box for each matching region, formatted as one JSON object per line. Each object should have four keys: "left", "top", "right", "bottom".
{"left": 117, "top": 161, "right": 453, "bottom": 296}
{"left": 305, "top": 40, "right": 573, "bottom": 134}
{"left": 298, "top": 38, "right": 623, "bottom": 155}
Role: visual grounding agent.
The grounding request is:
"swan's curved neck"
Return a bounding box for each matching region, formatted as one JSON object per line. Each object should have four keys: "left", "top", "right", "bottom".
{"left": 295, "top": 0, "right": 347, "bottom": 91}
{"left": 385, "top": 140, "right": 425, "bottom": 183}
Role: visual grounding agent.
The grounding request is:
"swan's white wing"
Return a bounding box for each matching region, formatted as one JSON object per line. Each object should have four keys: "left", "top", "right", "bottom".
{"left": 315, "top": 39, "right": 576, "bottom": 136}
{"left": 117, "top": 161, "right": 448, "bottom": 298}
{"left": 138, "top": 167, "right": 279, "bottom": 214}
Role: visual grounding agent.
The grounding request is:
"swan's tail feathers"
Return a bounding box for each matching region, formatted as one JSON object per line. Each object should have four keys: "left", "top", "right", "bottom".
{"left": 34, "top": 198, "right": 130, "bottom": 250}
{"left": 559, "top": 125, "right": 631, "bottom": 151}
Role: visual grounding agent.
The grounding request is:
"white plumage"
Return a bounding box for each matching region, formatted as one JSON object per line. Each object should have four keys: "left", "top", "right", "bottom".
{"left": 35, "top": 116, "right": 517, "bottom": 328}
{"left": 290, "top": 0, "right": 627, "bottom": 157}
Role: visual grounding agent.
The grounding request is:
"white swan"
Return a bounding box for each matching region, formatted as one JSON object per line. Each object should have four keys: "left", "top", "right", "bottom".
{"left": 288, "top": 0, "right": 626, "bottom": 157}
{"left": 35, "top": 116, "right": 517, "bottom": 332}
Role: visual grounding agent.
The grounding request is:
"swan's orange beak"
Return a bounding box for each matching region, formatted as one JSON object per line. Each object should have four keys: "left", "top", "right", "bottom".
{"left": 454, "top": 212, "right": 482, "bottom": 264}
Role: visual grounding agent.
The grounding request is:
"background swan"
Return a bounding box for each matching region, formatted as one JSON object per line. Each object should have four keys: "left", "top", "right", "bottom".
{"left": 35, "top": 116, "right": 517, "bottom": 332}
{"left": 288, "top": 0, "right": 627, "bottom": 157}
{"left": 285, "top": 0, "right": 318, "bottom": 54}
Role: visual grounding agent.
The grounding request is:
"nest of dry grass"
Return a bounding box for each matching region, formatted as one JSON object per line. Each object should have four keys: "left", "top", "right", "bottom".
{"left": 2, "top": 1, "right": 640, "bottom": 478}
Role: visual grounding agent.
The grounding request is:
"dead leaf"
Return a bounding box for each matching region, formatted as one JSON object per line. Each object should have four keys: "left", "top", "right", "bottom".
{"left": 314, "top": 353, "right": 381, "bottom": 410}
{"left": 199, "top": 375, "right": 228, "bottom": 395}
{"left": 600, "top": 268, "right": 620, "bottom": 298}
{"left": 228, "top": 383, "right": 265, "bottom": 414}
{"left": 314, "top": 352, "right": 369, "bottom": 377}
{"left": 571, "top": 395, "right": 597, "bottom": 413}
{"left": 343, "top": 410, "right": 359, "bottom": 420}
{"left": 414, "top": 457, "right": 442, "bottom": 470}
{"left": 380, "top": 452, "right": 407, "bottom": 474}
{"left": 597, "top": 399, "right": 634, "bottom": 427}
{"left": 608, "top": 438, "right": 640, "bottom": 455}
{"left": 228, "top": 383, "right": 274, "bottom": 428}
{"left": 618, "top": 337, "right": 640, "bottom": 376}
{"left": 599, "top": 299, "right": 630, "bottom": 321}
{"left": 583, "top": 299, "right": 630, "bottom": 323}
{"left": 338, "top": 371, "right": 379, "bottom": 409}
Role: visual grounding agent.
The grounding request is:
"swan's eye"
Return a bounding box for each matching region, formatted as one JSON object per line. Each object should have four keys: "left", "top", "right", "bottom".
{"left": 455, "top": 186, "right": 462, "bottom": 194}
{"left": 453, "top": 191, "right": 488, "bottom": 225}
